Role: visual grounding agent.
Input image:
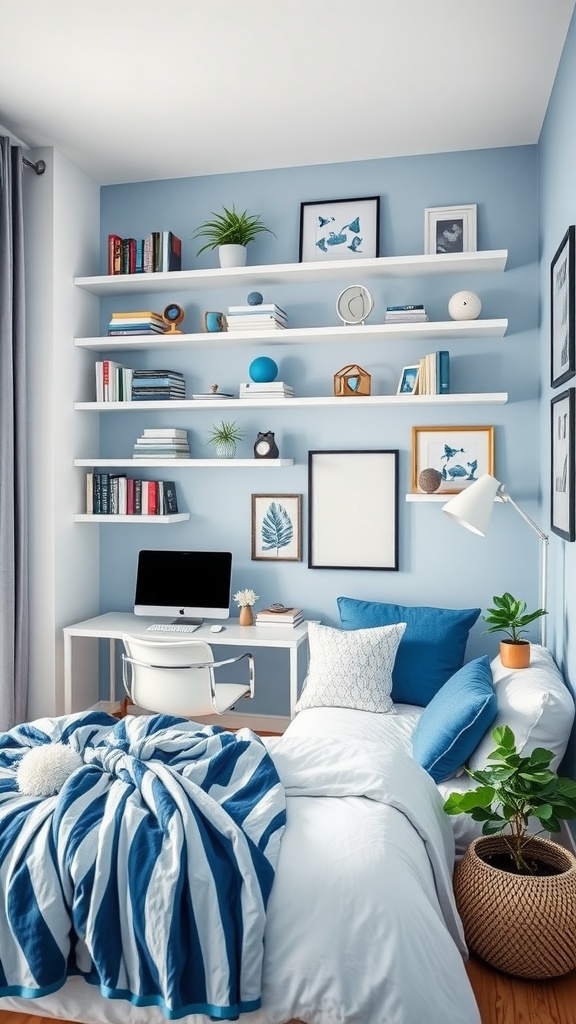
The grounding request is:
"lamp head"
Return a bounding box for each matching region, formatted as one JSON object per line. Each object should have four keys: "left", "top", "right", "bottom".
{"left": 442, "top": 473, "right": 502, "bottom": 536}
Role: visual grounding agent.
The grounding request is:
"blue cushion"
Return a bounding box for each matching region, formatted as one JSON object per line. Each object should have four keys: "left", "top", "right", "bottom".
{"left": 411, "top": 656, "right": 498, "bottom": 782}
{"left": 336, "top": 597, "right": 480, "bottom": 706}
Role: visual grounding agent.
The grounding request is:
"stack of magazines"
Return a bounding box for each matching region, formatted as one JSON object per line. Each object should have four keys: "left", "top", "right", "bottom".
{"left": 255, "top": 606, "right": 303, "bottom": 628}
{"left": 239, "top": 382, "right": 294, "bottom": 399}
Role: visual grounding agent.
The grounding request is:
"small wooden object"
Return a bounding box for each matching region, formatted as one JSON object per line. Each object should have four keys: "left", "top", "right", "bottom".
{"left": 333, "top": 364, "right": 371, "bottom": 397}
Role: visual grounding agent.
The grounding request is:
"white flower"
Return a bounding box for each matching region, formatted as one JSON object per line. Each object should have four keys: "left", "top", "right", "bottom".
{"left": 233, "top": 588, "right": 258, "bottom": 607}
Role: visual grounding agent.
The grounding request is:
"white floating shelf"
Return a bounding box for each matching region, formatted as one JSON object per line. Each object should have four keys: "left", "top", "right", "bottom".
{"left": 73, "top": 250, "right": 508, "bottom": 297}
{"left": 74, "top": 513, "right": 190, "bottom": 523}
{"left": 406, "top": 493, "right": 504, "bottom": 502}
{"left": 74, "top": 393, "right": 508, "bottom": 412}
{"left": 74, "top": 318, "right": 508, "bottom": 351}
{"left": 73, "top": 458, "right": 294, "bottom": 468}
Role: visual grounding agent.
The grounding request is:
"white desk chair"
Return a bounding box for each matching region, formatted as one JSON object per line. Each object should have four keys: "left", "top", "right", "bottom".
{"left": 121, "top": 634, "right": 254, "bottom": 717}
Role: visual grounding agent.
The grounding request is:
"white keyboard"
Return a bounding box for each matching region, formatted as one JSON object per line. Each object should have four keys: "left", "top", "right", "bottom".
{"left": 145, "top": 623, "right": 201, "bottom": 634}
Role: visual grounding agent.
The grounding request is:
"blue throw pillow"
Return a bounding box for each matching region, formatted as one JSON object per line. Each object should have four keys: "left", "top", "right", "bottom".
{"left": 411, "top": 656, "right": 497, "bottom": 782}
{"left": 336, "top": 597, "right": 480, "bottom": 706}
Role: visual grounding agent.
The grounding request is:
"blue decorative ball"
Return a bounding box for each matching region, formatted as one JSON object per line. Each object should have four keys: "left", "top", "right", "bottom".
{"left": 249, "top": 356, "right": 278, "bottom": 383}
{"left": 247, "top": 291, "right": 263, "bottom": 306}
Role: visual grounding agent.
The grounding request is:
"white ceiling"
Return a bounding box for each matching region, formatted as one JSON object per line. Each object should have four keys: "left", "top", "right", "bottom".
{"left": 1, "top": 0, "right": 574, "bottom": 186}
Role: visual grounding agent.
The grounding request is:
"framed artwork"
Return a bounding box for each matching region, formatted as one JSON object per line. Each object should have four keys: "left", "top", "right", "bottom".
{"left": 299, "top": 196, "right": 380, "bottom": 262}
{"left": 424, "top": 204, "right": 477, "bottom": 255}
{"left": 308, "top": 450, "right": 398, "bottom": 570}
{"left": 251, "top": 494, "right": 302, "bottom": 561}
{"left": 397, "top": 364, "right": 420, "bottom": 395}
{"left": 550, "top": 388, "right": 575, "bottom": 541}
{"left": 411, "top": 425, "right": 494, "bottom": 494}
{"left": 550, "top": 225, "right": 575, "bottom": 388}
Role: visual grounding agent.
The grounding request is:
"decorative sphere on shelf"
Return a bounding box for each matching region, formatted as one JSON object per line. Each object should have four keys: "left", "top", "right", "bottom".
{"left": 418, "top": 468, "right": 442, "bottom": 493}
{"left": 249, "top": 356, "right": 278, "bottom": 383}
{"left": 247, "top": 291, "right": 263, "bottom": 306}
{"left": 448, "top": 290, "right": 482, "bottom": 321}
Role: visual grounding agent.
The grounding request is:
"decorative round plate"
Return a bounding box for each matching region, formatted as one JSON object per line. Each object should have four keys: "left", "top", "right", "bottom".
{"left": 336, "top": 285, "right": 374, "bottom": 325}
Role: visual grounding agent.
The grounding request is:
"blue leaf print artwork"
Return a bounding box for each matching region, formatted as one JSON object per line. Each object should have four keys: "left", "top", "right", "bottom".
{"left": 261, "top": 502, "right": 294, "bottom": 555}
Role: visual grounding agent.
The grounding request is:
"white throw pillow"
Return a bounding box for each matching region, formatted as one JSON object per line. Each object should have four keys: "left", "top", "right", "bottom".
{"left": 295, "top": 621, "right": 406, "bottom": 714}
{"left": 467, "top": 645, "right": 575, "bottom": 771}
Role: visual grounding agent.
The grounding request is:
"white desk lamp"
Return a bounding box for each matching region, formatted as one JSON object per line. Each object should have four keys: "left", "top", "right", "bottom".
{"left": 442, "top": 473, "right": 549, "bottom": 646}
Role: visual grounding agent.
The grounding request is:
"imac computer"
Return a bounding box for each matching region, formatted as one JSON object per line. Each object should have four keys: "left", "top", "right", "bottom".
{"left": 134, "top": 550, "right": 233, "bottom": 630}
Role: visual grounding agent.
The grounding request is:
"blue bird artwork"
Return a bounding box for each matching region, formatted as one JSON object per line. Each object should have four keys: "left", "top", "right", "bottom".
{"left": 317, "top": 215, "right": 334, "bottom": 228}
{"left": 348, "top": 235, "right": 363, "bottom": 253}
{"left": 441, "top": 444, "right": 466, "bottom": 462}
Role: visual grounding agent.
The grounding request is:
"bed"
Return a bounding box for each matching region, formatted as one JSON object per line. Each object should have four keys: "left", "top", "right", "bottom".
{"left": 0, "top": 603, "right": 573, "bottom": 1024}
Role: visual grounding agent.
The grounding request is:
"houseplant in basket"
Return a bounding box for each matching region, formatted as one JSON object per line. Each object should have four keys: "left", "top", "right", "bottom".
{"left": 482, "top": 591, "right": 547, "bottom": 668}
{"left": 192, "top": 205, "right": 276, "bottom": 268}
{"left": 444, "top": 724, "right": 576, "bottom": 978}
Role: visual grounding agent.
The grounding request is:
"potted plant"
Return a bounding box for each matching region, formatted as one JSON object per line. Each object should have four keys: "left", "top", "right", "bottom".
{"left": 205, "top": 420, "right": 244, "bottom": 459}
{"left": 444, "top": 725, "right": 576, "bottom": 978}
{"left": 192, "top": 205, "right": 276, "bottom": 268}
{"left": 482, "top": 591, "right": 547, "bottom": 668}
{"left": 233, "top": 588, "right": 259, "bottom": 627}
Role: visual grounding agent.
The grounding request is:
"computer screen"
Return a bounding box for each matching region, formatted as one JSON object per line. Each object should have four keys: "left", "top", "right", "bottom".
{"left": 134, "top": 550, "right": 233, "bottom": 623}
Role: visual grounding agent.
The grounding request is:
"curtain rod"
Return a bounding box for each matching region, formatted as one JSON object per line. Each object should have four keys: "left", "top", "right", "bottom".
{"left": 22, "top": 156, "right": 45, "bottom": 175}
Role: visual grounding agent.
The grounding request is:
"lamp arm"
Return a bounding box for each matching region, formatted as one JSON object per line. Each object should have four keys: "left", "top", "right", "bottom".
{"left": 499, "top": 490, "right": 549, "bottom": 544}
{"left": 499, "top": 488, "right": 548, "bottom": 646}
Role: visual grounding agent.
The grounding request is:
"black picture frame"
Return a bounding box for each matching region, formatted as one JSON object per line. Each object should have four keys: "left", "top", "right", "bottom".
{"left": 308, "top": 449, "right": 398, "bottom": 570}
{"left": 550, "top": 388, "right": 575, "bottom": 541}
{"left": 298, "top": 196, "right": 380, "bottom": 263}
{"left": 550, "top": 225, "right": 575, "bottom": 388}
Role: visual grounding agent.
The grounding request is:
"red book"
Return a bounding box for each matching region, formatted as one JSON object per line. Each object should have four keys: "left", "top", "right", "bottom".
{"left": 147, "top": 480, "right": 159, "bottom": 515}
{"left": 126, "top": 477, "right": 135, "bottom": 515}
{"left": 108, "top": 234, "right": 122, "bottom": 275}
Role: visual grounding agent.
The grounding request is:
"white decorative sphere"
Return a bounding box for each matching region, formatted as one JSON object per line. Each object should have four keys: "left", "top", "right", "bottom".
{"left": 448, "top": 291, "right": 482, "bottom": 321}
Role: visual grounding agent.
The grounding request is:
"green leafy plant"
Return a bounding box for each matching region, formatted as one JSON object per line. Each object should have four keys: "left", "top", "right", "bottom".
{"left": 193, "top": 205, "right": 276, "bottom": 255}
{"left": 482, "top": 591, "right": 547, "bottom": 643}
{"left": 444, "top": 725, "right": 576, "bottom": 872}
{"left": 205, "top": 420, "right": 244, "bottom": 445}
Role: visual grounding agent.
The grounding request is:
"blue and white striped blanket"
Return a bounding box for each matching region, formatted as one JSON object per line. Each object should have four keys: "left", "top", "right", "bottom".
{"left": 0, "top": 711, "right": 286, "bottom": 1020}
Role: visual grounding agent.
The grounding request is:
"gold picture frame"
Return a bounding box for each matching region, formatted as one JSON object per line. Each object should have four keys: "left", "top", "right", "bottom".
{"left": 411, "top": 425, "right": 495, "bottom": 494}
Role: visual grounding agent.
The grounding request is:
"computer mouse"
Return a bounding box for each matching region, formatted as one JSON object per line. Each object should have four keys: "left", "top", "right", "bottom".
{"left": 210, "top": 624, "right": 224, "bottom": 633}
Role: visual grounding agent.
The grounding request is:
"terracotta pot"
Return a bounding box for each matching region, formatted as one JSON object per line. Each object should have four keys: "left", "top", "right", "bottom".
{"left": 239, "top": 605, "right": 254, "bottom": 627}
{"left": 454, "top": 835, "right": 576, "bottom": 978}
{"left": 500, "top": 639, "right": 530, "bottom": 669}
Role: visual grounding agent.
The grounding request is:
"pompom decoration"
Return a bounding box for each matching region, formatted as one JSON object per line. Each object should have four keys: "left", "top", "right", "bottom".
{"left": 249, "top": 356, "right": 278, "bottom": 383}
{"left": 17, "top": 743, "right": 84, "bottom": 797}
{"left": 448, "top": 290, "right": 482, "bottom": 321}
{"left": 418, "top": 468, "right": 442, "bottom": 493}
{"left": 247, "top": 291, "right": 263, "bottom": 306}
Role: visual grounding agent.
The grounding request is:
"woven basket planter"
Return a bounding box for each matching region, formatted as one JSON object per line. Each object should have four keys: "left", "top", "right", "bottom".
{"left": 454, "top": 835, "right": 576, "bottom": 978}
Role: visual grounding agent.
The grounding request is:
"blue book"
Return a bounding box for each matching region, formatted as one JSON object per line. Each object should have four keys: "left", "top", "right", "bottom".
{"left": 437, "top": 350, "right": 450, "bottom": 394}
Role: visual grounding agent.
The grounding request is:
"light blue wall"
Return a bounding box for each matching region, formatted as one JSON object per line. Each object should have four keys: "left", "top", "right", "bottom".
{"left": 538, "top": 6, "right": 576, "bottom": 781}
{"left": 98, "top": 146, "right": 539, "bottom": 715}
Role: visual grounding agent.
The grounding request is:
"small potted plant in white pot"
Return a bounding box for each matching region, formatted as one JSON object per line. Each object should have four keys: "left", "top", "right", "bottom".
{"left": 192, "top": 205, "right": 276, "bottom": 268}
{"left": 482, "top": 591, "right": 547, "bottom": 669}
{"left": 205, "top": 420, "right": 244, "bottom": 459}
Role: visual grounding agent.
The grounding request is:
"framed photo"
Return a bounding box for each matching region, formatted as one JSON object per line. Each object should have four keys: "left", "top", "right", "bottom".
{"left": 550, "top": 225, "right": 575, "bottom": 388}
{"left": 251, "top": 494, "right": 302, "bottom": 561}
{"left": 424, "top": 204, "right": 477, "bottom": 255}
{"left": 308, "top": 450, "right": 398, "bottom": 570}
{"left": 397, "top": 364, "right": 420, "bottom": 395}
{"left": 299, "top": 196, "right": 380, "bottom": 263}
{"left": 411, "top": 425, "right": 494, "bottom": 494}
{"left": 550, "top": 388, "right": 575, "bottom": 541}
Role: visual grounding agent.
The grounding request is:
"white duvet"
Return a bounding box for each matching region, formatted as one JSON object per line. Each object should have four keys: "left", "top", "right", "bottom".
{"left": 0, "top": 713, "right": 480, "bottom": 1024}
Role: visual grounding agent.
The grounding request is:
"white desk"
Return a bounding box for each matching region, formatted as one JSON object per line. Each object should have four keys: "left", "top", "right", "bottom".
{"left": 63, "top": 612, "right": 311, "bottom": 719}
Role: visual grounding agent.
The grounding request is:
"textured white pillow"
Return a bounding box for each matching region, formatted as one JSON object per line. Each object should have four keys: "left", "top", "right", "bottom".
{"left": 295, "top": 621, "right": 406, "bottom": 714}
{"left": 467, "top": 645, "right": 575, "bottom": 771}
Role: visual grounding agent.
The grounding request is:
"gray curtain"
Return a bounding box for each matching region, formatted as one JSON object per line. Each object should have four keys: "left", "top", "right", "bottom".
{"left": 0, "top": 135, "right": 28, "bottom": 729}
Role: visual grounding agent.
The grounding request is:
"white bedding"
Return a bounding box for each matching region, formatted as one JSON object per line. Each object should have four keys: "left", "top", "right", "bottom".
{"left": 0, "top": 713, "right": 480, "bottom": 1024}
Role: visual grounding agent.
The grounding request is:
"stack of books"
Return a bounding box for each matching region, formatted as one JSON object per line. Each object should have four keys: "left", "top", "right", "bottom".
{"left": 385, "top": 304, "right": 428, "bottom": 323}
{"left": 131, "top": 370, "right": 186, "bottom": 401}
{"left": 414, "top": 350, "right": 450, "bottom": 395}
{"left": 133, "top": 427, "right": 191, "bottom": 459}
{"left": 95, "top": 360, "right": 133, "bottom": 402}
{"left": 108, "top": 232, "right": 182, "bottom": 275}
{"left": 239, "top": 382, "right": 294, "bottom": 399}
{"left": 107, "top": 310, "right": 167, "bottom": 336}
{"left": 86, "top": 473, "right": 179, "bottom": 515}
{"left": 255, "top": 606, "right": 303, "bottom": 628}
{"left": 226, "top": 303, "right": 288, "bottom": 331}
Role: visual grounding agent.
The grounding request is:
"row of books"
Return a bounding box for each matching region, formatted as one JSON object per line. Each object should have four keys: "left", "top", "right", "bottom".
{"left": 254, "top": 606, "right": 303, "bottom": 628}
{"left": 385, "top": 303, "right": 428, "bottom": 323}
{"left": 226, "top": 303, "right": 287, "bottom": 331}
{"left": 414, "top": 350, "right": 450, "bottom": 395}
{"left": 107, "top": 232, "right": 182, "bottom": 275}
{"left": 86, "top": 473, "right": 179, "bottom": 515}
{"left": 95, "top": 362, "right": 185, "bottom": 402}
{"left": 107, "top": 310, "right": 167, "bottom": 336}
{"left": 133, "top": 428, "right": 191, "bottom": 459}
{"left": 239, "top": 381, "right": 294, "bottom": 399}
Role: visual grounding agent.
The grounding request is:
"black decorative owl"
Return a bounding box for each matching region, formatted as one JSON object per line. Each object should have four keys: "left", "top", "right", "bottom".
{"left": 254, "top": 431, "right": 279, "bottom": 459}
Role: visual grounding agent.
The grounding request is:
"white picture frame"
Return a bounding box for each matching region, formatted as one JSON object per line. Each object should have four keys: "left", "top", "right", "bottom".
{"left": 424, "top": 204, "right": 477, "bottom": 255}
{"left": 397, "top": 364, "right": 420, "bottom": 395}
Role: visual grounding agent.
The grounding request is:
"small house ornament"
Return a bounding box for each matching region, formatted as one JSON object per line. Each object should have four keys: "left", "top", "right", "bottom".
{"left": 333, "top": 364, "right": 371, "bottom": 397}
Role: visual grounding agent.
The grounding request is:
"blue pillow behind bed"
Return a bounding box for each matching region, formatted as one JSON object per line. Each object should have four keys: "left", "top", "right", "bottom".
{"left": 411, "top": 656, "right": 497, "bottom": 783}
{"left": 336, "top": 597, "right": 480, "bottom": 706}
